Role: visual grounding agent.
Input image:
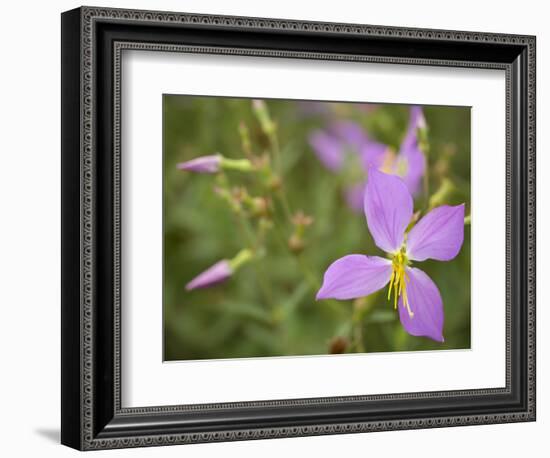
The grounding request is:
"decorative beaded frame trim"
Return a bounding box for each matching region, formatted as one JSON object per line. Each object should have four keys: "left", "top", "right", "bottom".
{"left": 78, "top": 6, "right": 536, "bottom": 450}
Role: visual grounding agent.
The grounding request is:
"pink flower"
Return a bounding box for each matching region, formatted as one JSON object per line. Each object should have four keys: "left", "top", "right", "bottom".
{"left": 308, "top": 107, "right": 427, "bottom": 212}
{"left": 317, "top": 169, "right": 465, "bottom": 342}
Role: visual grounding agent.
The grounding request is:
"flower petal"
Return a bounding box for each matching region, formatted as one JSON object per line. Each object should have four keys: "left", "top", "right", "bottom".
{"left": 360, "top": 141, "right": 389, "bottom": 170}
{"left": 398, "top": 267, "right": 444, "bottom": 342}
{"left": 395, "top": 106, "right": 426, "bottom": 195}
{"left": 407, "top": 204, "right": 465, "bottom": 261}
{"left": 364, "top": 168, "right": 413, "bottom": 254}
{"left": 344, "top": 182, "right": 366, "bottom": 213}
{"left": 309, "top": 130, "right": 343, "bottom": 171}
{"left": 331, "top": 121, "right": 368, "bottom": 149}
{"left": 398, "top": 141, "right": 426, "bottom": 195}
{"left": 316, "top": 255, "right": 392, "bottom": 300}
{"left": 401, "top": 106, "right": 426, "bottom": 151}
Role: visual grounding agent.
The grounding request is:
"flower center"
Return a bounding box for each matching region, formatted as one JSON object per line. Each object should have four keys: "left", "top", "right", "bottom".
{"left": 395, "top": 156, "right": 409, "bottom": 177}
{"left": 380, "top": 149, "right": 396, "bottom": 174}
{"left": 380, "top": 149, "right": 409, "bottom": 177}
{"left": 387, "top": 247, "right": 414, "bottom": 318}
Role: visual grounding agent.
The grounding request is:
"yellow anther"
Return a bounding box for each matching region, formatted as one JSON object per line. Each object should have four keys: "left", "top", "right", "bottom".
{"left": 387, "top": 270, "right": 395, "bottom": 301}
{"left": 387, "top": 247, "right": 413, "bottom": 318}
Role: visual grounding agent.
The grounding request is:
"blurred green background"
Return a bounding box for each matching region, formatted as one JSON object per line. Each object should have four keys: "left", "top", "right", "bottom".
{"left": 163, "top": 96, "right": 470, "bottom": 361}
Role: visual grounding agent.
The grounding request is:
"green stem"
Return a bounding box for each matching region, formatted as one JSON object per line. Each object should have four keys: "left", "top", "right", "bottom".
{"left": 276, "top": 190, "right": 294, "bottom": 223}
{"left": 220, "top": 157, "right": 253, "bottom": 172}
{"left": 269, "top": 133, "right": 282, "bottom": 172}
{"left": 268, "top": 134, "right": 294, "bottom": 224}
{"left": 272, "top": 225, "right": 313, "bottom": 287}
{"left": 419, "top": 131, "right": 431, "bottom": 211}
{"left": 353, "top": 324, "right": 366, "bottom": 353}
{"left": 235, "top": 214, "right": 257, "bottom": 249}
{"left": 297, "top": 253, "right": 321, "bottom": 291}
{"left": 252, "top": 107, "right": 344, "bottom": 316}
{"left": 428, "top": 178, "right": 455, "bottom": 210}
{"left": 229, "top": 248, "right": 253, "bottom": 271}
{"left": 350, "top": 296, "right": 376, "bottom": 353}
{"left": 233, "top": 207, "right": 274, "bottom": 310}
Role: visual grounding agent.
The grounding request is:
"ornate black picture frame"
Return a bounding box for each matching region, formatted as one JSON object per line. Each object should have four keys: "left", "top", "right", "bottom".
{"left": 61, "top": 6, "right": 536, "bottom": 451}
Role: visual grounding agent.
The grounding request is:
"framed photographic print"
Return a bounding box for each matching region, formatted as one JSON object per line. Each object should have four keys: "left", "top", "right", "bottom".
{"left": 61, "top": 6, "right": 536, "bottom": 451}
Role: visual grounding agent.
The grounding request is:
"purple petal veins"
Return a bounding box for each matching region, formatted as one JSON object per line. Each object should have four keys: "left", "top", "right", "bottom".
{"left": 316, "top": 255, "right": 392, "bottom": 300}
{"left": 398, "top": 267, "right": 444, "bottom": 342}
{"left": 407, "top": 204, "right": 465, "bottom": 261}
{"left": 364, "top": 168, "right": 413, "bottom": 254}
{"left": 185, "top": 260, "right": 232, "bottom": 290}
{"left": 177, "top": 155, "right": 221, "bottom": 174}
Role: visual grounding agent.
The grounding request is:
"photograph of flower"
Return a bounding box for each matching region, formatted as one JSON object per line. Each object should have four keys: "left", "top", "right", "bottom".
{"left": 163, "top": 96, "right": 470, "bottom": 361}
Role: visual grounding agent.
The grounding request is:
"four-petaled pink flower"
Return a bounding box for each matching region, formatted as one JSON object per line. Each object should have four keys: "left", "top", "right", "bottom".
{"left": 309, "top": 106, "right": 427, "bottom": 213}
{"left": 316, "top": 168, "right": 465, "bottom": 342}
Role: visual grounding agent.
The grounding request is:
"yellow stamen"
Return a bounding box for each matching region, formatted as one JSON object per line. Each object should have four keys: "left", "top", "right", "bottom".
{"left": 387, "top": 247, "right": 414, "bottom": 318}
{"left": 380, "top": 148, "right": 396, "bottom": 174}
{"left": 387, "top": 270, "right": 395, "bottom": 301}
{"left": 380, "top": 148, "right": 409, "bottom": 178}
{"left": 395, "top": 156, "right": 409, "bottom": 177}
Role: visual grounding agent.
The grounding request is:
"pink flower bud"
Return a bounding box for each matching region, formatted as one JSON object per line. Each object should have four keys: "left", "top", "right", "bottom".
{"left": 177, "top": 155, "right": 221, "bottom": 174}
{"left": 185, "top": 260, "right": 232, "bottom": 290}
